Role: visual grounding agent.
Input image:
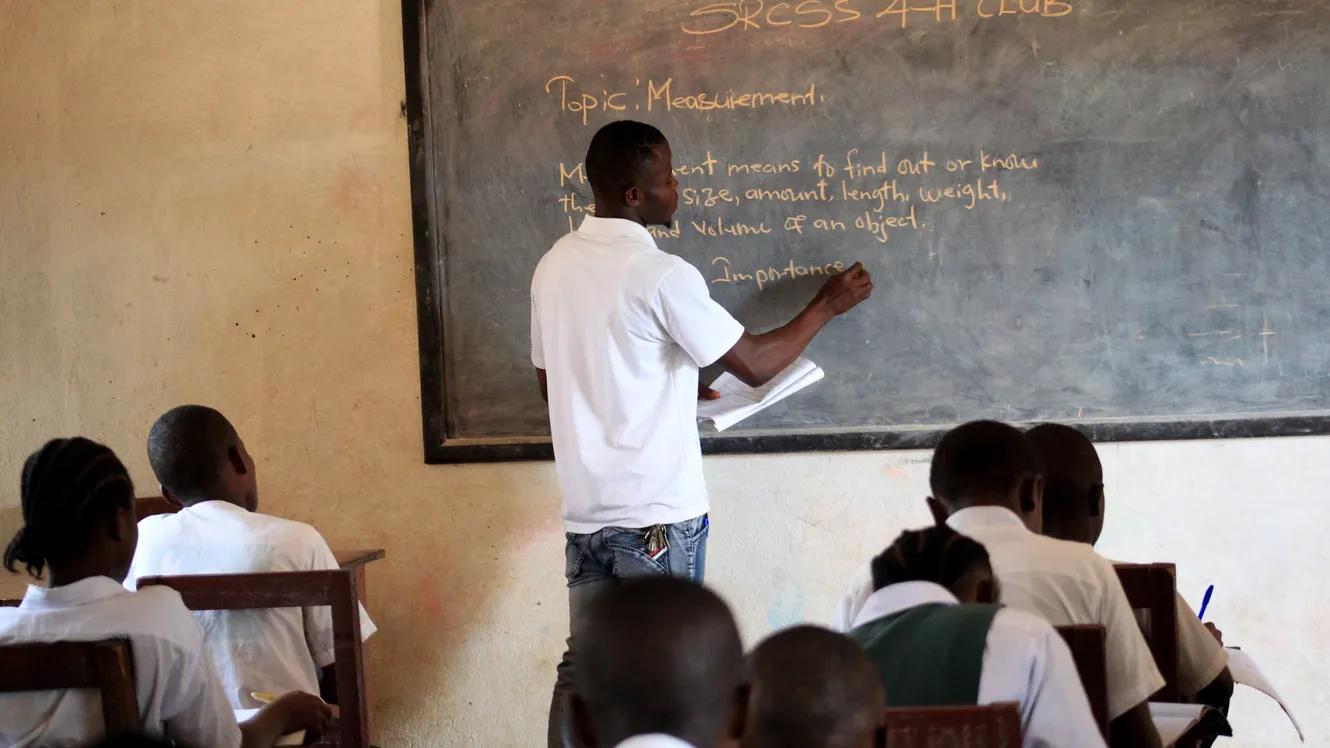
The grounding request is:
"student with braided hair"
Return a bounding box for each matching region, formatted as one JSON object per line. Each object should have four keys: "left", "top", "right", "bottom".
{"left": 847, "top": 525, "right": 1105, "bottom": 748}
{"left": 0, "top": 437, "right": 331, "bottom": 748}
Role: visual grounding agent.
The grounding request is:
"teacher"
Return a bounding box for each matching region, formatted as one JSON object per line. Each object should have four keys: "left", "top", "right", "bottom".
{"left": 531, "top": 120, "right": 872, "bottom": 747}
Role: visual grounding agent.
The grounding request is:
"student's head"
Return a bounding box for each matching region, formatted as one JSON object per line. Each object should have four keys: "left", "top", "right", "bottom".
{"left": 570, "top": 577, "right": 746, "bottom": 748}
{"left": 871, "top": 525, "right": 998, "bottom": 604}
{"left": 742, "top": 626, "right": 884, "bottom": 748}
{"left": 586, "top": 120, "right": 677, "bottom": 227}
{"left": 1026, "top": 423, "right": 1104, "bottom": 545}
{"left": 146, "top": 405, "right": 256, "bottom": 511}
{"left": 927, "top": 420, "right": 1043, "bottom": 532}
{"left": 4, "top": 438, "right": 138, "bottom": 583}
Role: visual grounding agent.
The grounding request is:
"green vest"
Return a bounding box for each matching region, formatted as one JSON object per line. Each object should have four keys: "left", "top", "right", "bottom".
{"left": 849, "top": 603, "right": 1001, "bottom": 706}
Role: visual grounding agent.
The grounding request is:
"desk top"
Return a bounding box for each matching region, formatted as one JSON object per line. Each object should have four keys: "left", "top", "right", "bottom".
{"left": 0, "top": 549, "right": 385, "bottom": 606}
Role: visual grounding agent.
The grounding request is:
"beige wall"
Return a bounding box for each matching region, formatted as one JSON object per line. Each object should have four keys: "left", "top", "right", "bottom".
{"left": 0, "top": 2, "right": 1323, "bottom": 746}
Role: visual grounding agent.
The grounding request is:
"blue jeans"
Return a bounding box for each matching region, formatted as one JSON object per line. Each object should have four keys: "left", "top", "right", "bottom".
{"left": 547, "top": 514, "right": 710, "bottom": 747}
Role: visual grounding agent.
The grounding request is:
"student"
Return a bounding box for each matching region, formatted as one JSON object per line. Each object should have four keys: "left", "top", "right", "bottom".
{"left": 849, "top": 525, "right": 1104, "bottom": 748}
{"left": 1026, "top": 423, "right": 1234, "bottom": 711}
{"left": 568, "top": 577, "right": 746, "bottom": 748}
{"left": 0, "top": 437, "right": 330, "bottom": 748}
{"left": 836, "top": 421, "right": 1163, "bottom": 748}
{"left": 124, "top": 405, "right": 377, "bottom": 709}
{"left": 742, "top": 625, "right": 883, "bottom": 748}
{"left": 533, "top": 119, "right": 872, "bottom": 746}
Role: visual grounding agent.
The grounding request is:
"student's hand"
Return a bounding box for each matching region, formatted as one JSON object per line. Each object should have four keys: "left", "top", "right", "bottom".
{"left": 270, "top": 691, "right": 334, "bottom": 738}
{"left": 699, "top": 382, "right": 721, "bottom": 401}
{"left": 812, "top": 262, "right": 873, "bottom": 316}
{"left": 1205, "top": 622, "right": 1224, "bottom": 645}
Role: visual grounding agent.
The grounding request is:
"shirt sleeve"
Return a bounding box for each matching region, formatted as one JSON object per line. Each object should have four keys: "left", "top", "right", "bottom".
{"left": 1174, "top": 593, "right": 1228, "bottom": 696}
{"left": 1097, "top": 560, "right": 1166, "bottom": 719}
{"left": 530, "top": 294, "right": 546, "bottom": 368}
{"left": 652, "top": 261, "right": 745, "bottom": 367}
{"left": 159, "top": 607, "right": 244, "bottom": 748}
{"left": 1007, "top": 613, "right": 1108, "bottom": 748}
{"left": 832, "top": 565, "right": 875, "bottom": 633}
{"left": 305, "top": 534, "right": 378, "bottom": 669}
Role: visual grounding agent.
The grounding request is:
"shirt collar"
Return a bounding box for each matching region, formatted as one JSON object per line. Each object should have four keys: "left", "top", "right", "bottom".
{"left": 614, "top": 736, "right": 696, "bottom": 748}
{"left": 181, "top": 499, "right": 248, "bottom": 516}
{"left": 852, "top": 581, "right": 958, "bottom": 629}
{"left": 578, "top": 215, "right": 659, "bottom": 248}
{"left": 19, "top": 576, "right": 129, "bottom": 611}
{"left": 945, "top": 505, "right": 1029, "bottom": 535}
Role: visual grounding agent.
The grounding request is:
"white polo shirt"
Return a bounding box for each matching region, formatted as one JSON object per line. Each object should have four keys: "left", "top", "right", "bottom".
{"left": 614, "top": 735, "right": 697, "bottom": 748}
{"left": 531, "top": 216, "right": 745, "bottom": 533}
{"left": 836, "top": 507, "right": 1163, "bottom": 720}
{"left": 852, "top": 581, "right": 1107, "bottom": 748}
{"left": 125, "top": 501, "right": 377, "bottom": 709}
{"left": 0, "top": 576, "right": 241, "bottom": 748}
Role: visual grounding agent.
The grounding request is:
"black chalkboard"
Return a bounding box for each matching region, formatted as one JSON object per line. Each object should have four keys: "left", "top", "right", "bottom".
{"left": 402, "top": 0, "right": 1330, "bottom": 463}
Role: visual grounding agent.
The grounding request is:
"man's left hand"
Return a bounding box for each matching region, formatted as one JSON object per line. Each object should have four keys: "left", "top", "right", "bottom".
{"left": 699, "top": 382, "right": 721, "bottom": 401}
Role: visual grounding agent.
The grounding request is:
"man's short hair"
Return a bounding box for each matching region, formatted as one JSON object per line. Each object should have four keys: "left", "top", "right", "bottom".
{"left": 1027, "top": 423, "right": 1103, "bottom": 530}
{"left": 576, "top": 577, "right": 743, "bottom": 746}
{"left": 744, "top": 626, "right": 884, "bottom": 748}
{"left": 929, "top": 420, "right": 1040, "bottom": 508}
{"left": 146, "top": 405, "right": 238, "bottom": 502}
{"left": 585, "top": 120, "right": 669, "bottom": 199}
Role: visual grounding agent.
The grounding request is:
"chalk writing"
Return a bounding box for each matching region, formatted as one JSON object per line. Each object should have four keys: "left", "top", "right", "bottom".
{"left": 544, "top": 75, "right": 822, "bottom": 125}
{"left": 680, "top": 0, "right": 1074, "bottom": 35}
{"left": 711, "top": 256, "right": 847, "bottom": 289}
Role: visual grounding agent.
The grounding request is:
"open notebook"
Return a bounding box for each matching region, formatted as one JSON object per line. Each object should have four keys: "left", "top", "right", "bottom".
{"left": 697, "top": 357, "right": 824, "bottom": 431}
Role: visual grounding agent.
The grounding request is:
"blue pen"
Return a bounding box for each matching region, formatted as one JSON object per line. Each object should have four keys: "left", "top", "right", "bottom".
{"left": 1198, "top": 584, "right": 1214, "bottom": 620}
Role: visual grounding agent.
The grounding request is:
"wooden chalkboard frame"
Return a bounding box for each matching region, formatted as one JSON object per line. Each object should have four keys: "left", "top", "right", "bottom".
{"left": 400, "top": 0, "right": 1330, "bottom": 465}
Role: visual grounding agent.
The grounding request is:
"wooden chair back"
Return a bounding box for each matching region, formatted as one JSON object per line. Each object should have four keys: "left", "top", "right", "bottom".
{"left": 0, "top": 638, "right": 139, "bottom": 735}
{"left": 883, "top": 702, "right": 1022, "bottom": 747}
{"left": 134, "top": 496, "right": 178, "bottom": 521}
{"left": 137, "top": 569, "right": 368, "bottom": 747}
{"left": 1114, "top": 562, "right": 1180, "bottom": 701}
{"left": 1056, "top": 624, "right": 1109, "bottom": 740}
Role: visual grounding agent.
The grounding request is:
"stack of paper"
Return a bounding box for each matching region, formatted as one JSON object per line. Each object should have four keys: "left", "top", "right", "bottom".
{"left": 1226, "top": 647, "right": 1305, "bottom": 741}
{"left": 696, "top": 357, "right": 824, "bottom": 431}
{"left": 1150, "top": 703, "right": 1207, "bottom": 746}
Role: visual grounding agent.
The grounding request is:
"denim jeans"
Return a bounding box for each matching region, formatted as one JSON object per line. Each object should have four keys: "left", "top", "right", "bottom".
{"left": 547, "top": 514, "right": 710, "bottom": 747}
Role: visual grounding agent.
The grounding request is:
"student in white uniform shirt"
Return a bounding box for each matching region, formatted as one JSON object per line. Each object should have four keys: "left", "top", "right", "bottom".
{"left": 533, "top": 120, "right": 872, "bottom": 746}
{"left": 0, "top": 437, "right": 329, "bottom": 748}
{"left": 568, "top": 577, "right": 747, "bottom": 748}
{"left": 1026, "top": 423, "right": 1234, "bottom": 710}
{"left": 742, "top": 625, "right": 884, "bottom": 748}
{"left": 125, "top": 405, "right": 377, "bottom": 710}
{"left": 835, "top": 421, "right": 1164, "bottom": 748}
{"left": 848, "top": 525, "right": 1105, "bottom": 748}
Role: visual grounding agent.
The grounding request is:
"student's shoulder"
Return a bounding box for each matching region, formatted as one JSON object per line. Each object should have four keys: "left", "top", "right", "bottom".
{"left": 248, "top": 511, "right": 328, "bottom": 546}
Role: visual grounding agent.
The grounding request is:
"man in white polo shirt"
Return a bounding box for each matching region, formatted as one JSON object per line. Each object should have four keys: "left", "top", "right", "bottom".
{"left": 835, "top": 421, "right": 1164, "bottom": 748}
{"left": 533, "top": 120, "right": 872, "bottom": 746}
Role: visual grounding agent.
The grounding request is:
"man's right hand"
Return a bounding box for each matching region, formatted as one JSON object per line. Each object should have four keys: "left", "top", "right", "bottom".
{"left": 813, "top": 262, "right": 874, "bottom": 316}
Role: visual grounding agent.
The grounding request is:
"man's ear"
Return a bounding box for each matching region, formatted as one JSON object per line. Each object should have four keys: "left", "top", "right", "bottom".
{"left": 1019, "top": 474, "right": 1044, "bottom": 533}
{"left": 1088, "top": 484, "right": 1104, "bottom": 518}
{"left": 623, "top": 185, "right": 643, "bottom": 207}
{"left": 227, "top": 445, "right": 249, "bottom": 475}
{"left": 728, "top": 681, "right": 751, "bottom": 740}
{"left": 569, "top": 693, "right": 597, "bottom": 748}
{"left": 107, "top": 502, "right": 134, "bottom": 542}
{"left": 926, "top": 496, "right": 949, "bottom": 526}
{"left": 161, "top": 487, "right": 184, "bottom": 509}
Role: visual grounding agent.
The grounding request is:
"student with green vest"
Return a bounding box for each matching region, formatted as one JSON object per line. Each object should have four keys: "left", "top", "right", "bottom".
{"left": 849, "top": 525, "right": 1106, "bottom": 748}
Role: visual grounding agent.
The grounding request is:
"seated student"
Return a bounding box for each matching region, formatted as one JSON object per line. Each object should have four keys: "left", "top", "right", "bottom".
{"left": 836, "top": 421, "right": 1163, "bottom": 748}
{"left": 569, "top": 577, "right": 746, "bottom": 748}
{"left": 125, "top": 405, "right": 377, "bottom": 709}
{"left": 849, "top": 525, "right": 1104, "bottom": 748}
{"left": 0, "top": 437, "right": 330, "bottom": 748}
{"left": 1026, "top": 423, "right": 1235, "bottom": 711}
{"left": 742, "top": 625, "right": 883, "bottom": 748}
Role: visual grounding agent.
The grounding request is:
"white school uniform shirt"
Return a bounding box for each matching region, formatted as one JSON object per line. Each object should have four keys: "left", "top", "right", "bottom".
{"left": 0, "top": 576, "right": 241, "bottom": 748}
{"left": 836, "top": 506, "right": 1163, "bottom": 720}
{"left": 125, "top": 500, "right": 378, "bottom": 709}
{"left": 531, "top": 215, "right": 745, "bottom": 533}
{"left": 852, "top": 581, "right": 1107, "bottom": 748}
{"left": 614, "top": 735, "right": 697, "bottom": 748}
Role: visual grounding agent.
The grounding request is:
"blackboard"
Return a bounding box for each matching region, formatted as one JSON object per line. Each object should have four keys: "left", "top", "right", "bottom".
{"left": 402, "top": 0, "right": 1330, "bottom": 463}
